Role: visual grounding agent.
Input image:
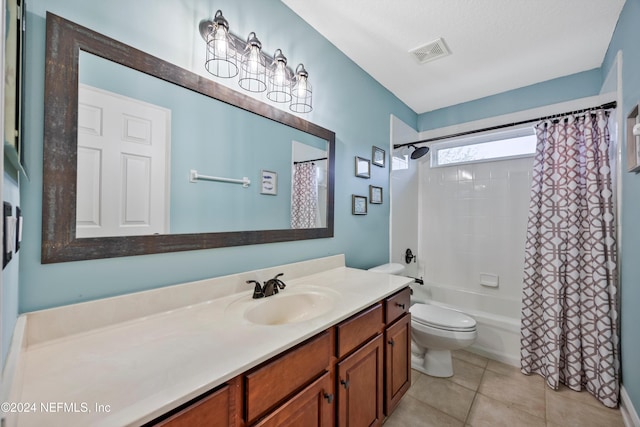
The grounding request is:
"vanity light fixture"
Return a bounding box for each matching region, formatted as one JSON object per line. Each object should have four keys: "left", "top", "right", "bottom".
{"left": 199, "top": 10, "right": 312, "bottom": 112}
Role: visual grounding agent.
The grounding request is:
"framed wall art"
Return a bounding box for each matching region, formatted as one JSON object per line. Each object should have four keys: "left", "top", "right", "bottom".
{"left": 627, "top": 104, "right": 640, "bottom": 172}
{"left": 369, "top": 185, "right": 383, "bottom": 204}
{"left": 352, "top": 195, "right": 367, "bottom": 215}
{"left": 260, "top": 170, "right": 278, "bottom": 195}
{"left": 372, "top": 146, "right": 385, "bottom": 168}
{"left": 355, "top": 156, "right": 370, "bottom": 178}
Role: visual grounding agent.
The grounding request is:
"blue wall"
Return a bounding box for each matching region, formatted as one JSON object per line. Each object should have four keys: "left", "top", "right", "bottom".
{"left": 17, "top": 0, "right": 416, "bottom": 312}
{"left": 602, "top": 0, "right": 640, "bottom": 413}
{"left": 418, "top": 68, "right": 602, "bottom": 132}
{"left": 1, "top": 165, "right": 20, "bottom": 364}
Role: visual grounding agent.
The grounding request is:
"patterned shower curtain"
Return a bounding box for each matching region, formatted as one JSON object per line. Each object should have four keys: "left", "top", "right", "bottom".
{"left": 520, "top": 109, "right": 619, "bottom": 408}
{"left": 291, "top": 162, "right": 318, "bottom": 228}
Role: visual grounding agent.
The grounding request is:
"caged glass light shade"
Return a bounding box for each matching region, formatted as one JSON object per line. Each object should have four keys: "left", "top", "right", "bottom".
{"left": 199, "top": 10, "right": 313, "bottom": 113}
{"left": 204, "top": 10, "right": 238, "bottom": 78}
{"left": 238, "top": 32, "right": 267, "bottom": 93}
{"left": 267, "top": 49, "right": 293, "bottom": 103}
{"left": 290, "top": 63, "right": 312, "bottom": 113}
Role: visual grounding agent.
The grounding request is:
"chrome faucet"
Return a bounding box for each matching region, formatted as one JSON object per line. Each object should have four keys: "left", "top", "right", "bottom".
{"left": 248, "top": 273, "right": 287, "bottom": 299}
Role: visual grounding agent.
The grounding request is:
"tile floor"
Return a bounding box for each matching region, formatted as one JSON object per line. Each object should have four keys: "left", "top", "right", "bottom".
{"left": 384, "top": 350, "right": 624, "bottom": 427}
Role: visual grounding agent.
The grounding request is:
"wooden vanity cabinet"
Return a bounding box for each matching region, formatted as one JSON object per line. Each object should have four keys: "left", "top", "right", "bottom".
{"left": 332, "top": 288, "right": 412, "bottom": 426}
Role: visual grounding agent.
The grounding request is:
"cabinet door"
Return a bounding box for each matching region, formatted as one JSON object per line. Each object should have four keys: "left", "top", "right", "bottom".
{"left": 384, "top": 313, "right": 411, "bottom": 415}
{"left": 337, "top": 334, "right": 384, "bottom": 427}
{"left": 254, "top": 371, "right": 334, "bottom": 427}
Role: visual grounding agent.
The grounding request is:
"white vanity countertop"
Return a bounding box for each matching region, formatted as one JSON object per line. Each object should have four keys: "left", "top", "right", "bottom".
{"left": 14, "top": 266, "right": 411, "bottom": 426}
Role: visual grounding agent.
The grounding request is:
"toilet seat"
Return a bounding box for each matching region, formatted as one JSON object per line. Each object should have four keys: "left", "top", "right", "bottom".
{"left": 410, "top": 304, "right": 476, "bottom": 332}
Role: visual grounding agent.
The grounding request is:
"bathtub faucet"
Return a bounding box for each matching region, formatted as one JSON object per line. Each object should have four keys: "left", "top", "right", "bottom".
{"left": 412, "top": 277, "right": 424, "bottom": 285}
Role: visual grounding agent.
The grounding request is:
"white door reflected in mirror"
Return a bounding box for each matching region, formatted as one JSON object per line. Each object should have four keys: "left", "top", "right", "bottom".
{"left": 76, "top": 85, "right": 170, "bottom": 238}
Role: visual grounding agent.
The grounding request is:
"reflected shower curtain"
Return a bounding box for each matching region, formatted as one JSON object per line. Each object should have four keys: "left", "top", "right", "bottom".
{"left": 291, "top": 162, "right": 318, "bottom": 228}
{"left": 520, "top": 109, "right": 619, "bottom": 407}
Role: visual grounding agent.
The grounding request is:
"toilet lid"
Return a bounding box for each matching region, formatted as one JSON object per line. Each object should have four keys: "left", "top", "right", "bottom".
{"left": 410, "top": 304, "right": 476, "bottom": 331}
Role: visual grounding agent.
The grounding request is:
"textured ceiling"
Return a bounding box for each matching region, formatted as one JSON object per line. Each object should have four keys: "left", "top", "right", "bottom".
{"left": 281, "top": 0, "right": 625, "bottom": 114}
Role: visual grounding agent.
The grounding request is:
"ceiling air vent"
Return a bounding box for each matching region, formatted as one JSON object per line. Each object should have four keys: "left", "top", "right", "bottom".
{"left": 409, "top": 38, "right": 450, "bottom": 64}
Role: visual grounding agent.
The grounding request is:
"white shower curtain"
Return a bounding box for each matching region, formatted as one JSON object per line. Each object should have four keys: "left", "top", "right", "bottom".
{"left": 291, "top": 162, "right": 318, "bottom": 228}
{"left": 520, "top": 109, "right": 619, "bottom": 407}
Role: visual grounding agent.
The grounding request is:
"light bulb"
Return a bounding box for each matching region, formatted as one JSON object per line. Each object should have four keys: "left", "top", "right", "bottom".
{"left": 296, "top": 77, "right": 308, "bottom": 97}
{"left": 248, "top": 47, "right": 260, "bottom": 73}
{"left": 213, "top": 29, "right": 228, "bottom": 56}
{"left": 274, "top": 63, "right": 286, "bottom": 85}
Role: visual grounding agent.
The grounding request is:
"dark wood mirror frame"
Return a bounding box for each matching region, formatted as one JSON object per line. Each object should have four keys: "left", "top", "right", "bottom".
{"left": 42, "top": 13, "right": 335, "bottom": 263}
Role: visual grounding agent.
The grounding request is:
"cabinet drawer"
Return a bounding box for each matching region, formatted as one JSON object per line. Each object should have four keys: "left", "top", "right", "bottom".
{"left": 154, "top": 381, "right": 237, "bottom": 427}
{"left": 336, "top": 303, "right": 384, "bottom": 358}
{"left": 254, "top": 371, "right": 334, "bottom": 427}
{"left": 245, "top": 331, "right": 331, "bottom": 424}
{"left": 385, "top": 287, "right": 410, "bottom": 325}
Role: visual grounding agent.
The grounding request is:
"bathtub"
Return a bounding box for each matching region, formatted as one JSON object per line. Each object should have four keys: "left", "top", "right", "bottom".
{"left": 410, "top": 281, "right": 522, "bottom": 367}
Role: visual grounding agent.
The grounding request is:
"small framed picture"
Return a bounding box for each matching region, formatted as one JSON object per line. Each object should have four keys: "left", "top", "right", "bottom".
{"left": 369, "top": 185, "right": 383, "bottom": 204}
{"left": 260, "top": 170, "right": 277, "bottom": 195}
{"left": 355, "top": 156, "right": 370, "bottom": 178}
{"left": 372, "top": 146, "right": 386, "bottom": 168}
{"left": 352, "top": 195, "right": 368, "bottom": 215}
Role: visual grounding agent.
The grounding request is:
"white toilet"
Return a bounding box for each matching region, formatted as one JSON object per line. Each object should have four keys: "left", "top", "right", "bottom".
{"left": 368, "top": 263, "right": 478, "bottom": 378}
{"left": 409, "top": 303, "right": 477, "bottom": 377}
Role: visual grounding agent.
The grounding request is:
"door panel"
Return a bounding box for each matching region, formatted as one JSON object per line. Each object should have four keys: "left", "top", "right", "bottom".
{"left": 76, "top": 84, "right": 170, "bottom": 237}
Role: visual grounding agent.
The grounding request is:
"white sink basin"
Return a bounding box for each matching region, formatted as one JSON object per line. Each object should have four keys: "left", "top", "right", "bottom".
{"left": 244, "top": 291, "right": 336, "bottom": 325}
{"left": 224, "top": 286, "right": 339, "bottom": 326}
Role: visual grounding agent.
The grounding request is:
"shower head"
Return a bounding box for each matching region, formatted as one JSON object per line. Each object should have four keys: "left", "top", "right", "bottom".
{"left": 410, "top": 145, "right": 430, "bottom": 159}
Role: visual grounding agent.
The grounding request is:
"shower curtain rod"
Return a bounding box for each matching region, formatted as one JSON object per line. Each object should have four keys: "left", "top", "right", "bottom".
{"left": 393, "top": 101, "right": 617, "bottom": 149}
{"left": 293, "top": 157, "right": 327, "bottom": 164}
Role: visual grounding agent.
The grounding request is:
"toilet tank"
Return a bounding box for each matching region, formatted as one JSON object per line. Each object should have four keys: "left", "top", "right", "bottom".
{"left": 368, "top": 263, "right": 405, "bottom": 275}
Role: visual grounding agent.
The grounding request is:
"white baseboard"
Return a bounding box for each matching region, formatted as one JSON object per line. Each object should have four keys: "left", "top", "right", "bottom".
{"left": 467, "top": 344, "right": 520, "bottom": 367}
{"left": 621, "top": 385, "right": 640, "bottom": 427}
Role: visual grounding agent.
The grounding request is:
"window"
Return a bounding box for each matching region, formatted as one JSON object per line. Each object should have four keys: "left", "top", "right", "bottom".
{"left": 392, "top": 154, "right": 409, "bottom": 170}
{"left": 430, "top": 126, "right": 536, "bottom": 168}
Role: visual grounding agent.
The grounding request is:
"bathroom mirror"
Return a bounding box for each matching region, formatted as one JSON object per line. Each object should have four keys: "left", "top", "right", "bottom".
{"left": 75, "top": 51, "right": 330, "bottom": 237}
{"left": 42, "top": 13, "right": 335, "bottom": 263}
